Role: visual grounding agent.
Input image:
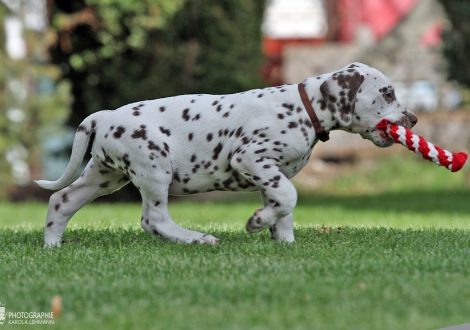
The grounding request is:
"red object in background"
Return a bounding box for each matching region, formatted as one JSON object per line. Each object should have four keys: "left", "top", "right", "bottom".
{"left": 261, "top": 37, "right": 325, "bottom": 86}
{"left": 337, "top": 0, "right": 421, "bottom": 42}
{"left": 262, "top": 37, "right": 325, "bottom": 58}
{"left": 260, "top": 54, "right": 283, "bottom": 87}
{"left": 261, "top": 0, "right": 432, "bottom": 85}
{"left": 420, "top": 21, "right": 443, "bottom": 47}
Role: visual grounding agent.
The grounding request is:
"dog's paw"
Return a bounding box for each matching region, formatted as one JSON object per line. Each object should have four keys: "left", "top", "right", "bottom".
{"left": 245, "top": 208, "right": 276, "bottom": 233}
{"left": 193, "top": 234, "right": 219, "bottom": 245}
{"left": 202, "top": 234, "right": 220, "bottom": 245}
{"left": 44, "top": 241, "right": 61, "bottom": 248}
{"left": 269, "top": 224, "right": 295, "bottom": 243}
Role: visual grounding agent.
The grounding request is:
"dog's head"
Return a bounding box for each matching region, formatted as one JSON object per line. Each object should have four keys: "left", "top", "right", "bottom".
{"left": 319, "top": 62, "right": 417, "bottom": 147}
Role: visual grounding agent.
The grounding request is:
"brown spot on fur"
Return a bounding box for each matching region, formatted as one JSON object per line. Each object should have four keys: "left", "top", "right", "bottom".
{"left": 113, "top": 126, "right": 126, "bottom": 139}
{"left": 148, "top": 141, "right": 160, "bottom": 151}
{"left": 131, "top": 125, "right": 147, "bottom": 140}
{"left": 282, "top": 103, "right": 294, "bottom": 111}
{"left": 100, "top": 181, "right": 110, "bottom": 188}
{"left": 212, "top": 143, "right": 223, "bottom": 160}
{"left": 159, "top": 127, "right": 171, "bottom": 136}
{"left": 235, "top": 127, "right": 243, "bottom": 138}
{"left": 288, "top": 122, "right": 298, "bottom": 129}
{"left": 182, "top": 109, "right": 190, "bottom": 121}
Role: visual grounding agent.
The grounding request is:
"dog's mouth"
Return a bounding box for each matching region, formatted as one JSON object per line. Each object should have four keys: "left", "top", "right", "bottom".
{"left": 361, "top": 128, "right": 394, "bottom": 148}
{"left": 361, "top": 120, "right": 396, "bottom": 148}
{"left": 378, "top": 128, "right": 392, "bottom": 141}
{"left": 364, "top": 112, "right": 417, "bottom": 148}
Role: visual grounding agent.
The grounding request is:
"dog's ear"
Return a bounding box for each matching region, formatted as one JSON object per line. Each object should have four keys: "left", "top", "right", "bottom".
{"left": 320, "top": 70, "right": 364, "bottom": 127}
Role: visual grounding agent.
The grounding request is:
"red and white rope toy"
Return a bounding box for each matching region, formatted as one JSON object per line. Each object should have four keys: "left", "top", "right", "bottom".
{"left": 376, "top": 119, "right": 468, "bottom": 172}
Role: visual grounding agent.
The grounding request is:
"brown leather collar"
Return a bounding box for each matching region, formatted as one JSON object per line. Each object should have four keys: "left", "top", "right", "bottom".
{"left": 298, "top": 82, "right": 330, "bottom": 142}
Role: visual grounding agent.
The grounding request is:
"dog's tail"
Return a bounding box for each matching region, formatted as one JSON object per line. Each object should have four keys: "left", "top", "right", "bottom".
{"left": 35, "top": 111, "right": 108, "bottom": 190}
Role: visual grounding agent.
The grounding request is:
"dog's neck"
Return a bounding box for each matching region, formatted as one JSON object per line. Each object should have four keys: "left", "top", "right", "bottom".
{"left": 300, "top": 77, "right": 339, "bottom": 135}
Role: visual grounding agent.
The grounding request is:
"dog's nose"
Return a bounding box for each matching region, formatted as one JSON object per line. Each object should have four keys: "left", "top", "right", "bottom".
{"left": 409, "top": 113, "right": 418, "bottom": 127}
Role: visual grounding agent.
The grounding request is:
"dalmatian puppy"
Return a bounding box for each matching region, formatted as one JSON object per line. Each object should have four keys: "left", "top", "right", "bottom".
{"left": 36, "top": 62, "right": 417, "bottom": 246}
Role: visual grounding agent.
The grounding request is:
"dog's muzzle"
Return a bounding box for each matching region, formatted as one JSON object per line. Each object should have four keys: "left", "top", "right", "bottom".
{"left": 396, "top": 111, "right": 418, "bottom": 129}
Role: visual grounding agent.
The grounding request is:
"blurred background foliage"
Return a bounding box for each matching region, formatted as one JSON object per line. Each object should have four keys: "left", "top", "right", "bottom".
{"left": 0, "top": 2, "right": 71, "bottom": 199}
{"left": 439, "top": 0, "right": 470, "bottom": 88}
{"left": 49, "top": 0, "right": 265, "bottom": 128}
{"left": 1, "top": 0, "right": 470, "bottom": 201}
{"left": 0, "top": 0, "right": 265, "bottom": 199}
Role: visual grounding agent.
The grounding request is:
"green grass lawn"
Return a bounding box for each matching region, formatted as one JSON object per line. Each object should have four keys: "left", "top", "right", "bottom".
{"left": 1, "top": 156, "right": 470, "bottom": 329}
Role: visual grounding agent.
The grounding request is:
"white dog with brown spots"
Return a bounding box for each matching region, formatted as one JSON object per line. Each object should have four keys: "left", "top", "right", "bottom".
{"left": 36, "top": 63, "right": 417, "bottom": 246}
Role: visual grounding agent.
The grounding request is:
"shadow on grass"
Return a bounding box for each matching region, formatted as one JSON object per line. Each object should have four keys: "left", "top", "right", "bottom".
{"left": 296, "top": 189, "right": 470, "bottom": 215}
{"left": 186, "top": 189, "right": 470, "bottom": 215}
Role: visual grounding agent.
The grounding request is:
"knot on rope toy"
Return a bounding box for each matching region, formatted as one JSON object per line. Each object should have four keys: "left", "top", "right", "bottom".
{"left": 376, "top": 119, "right": 468, "bottom": 172}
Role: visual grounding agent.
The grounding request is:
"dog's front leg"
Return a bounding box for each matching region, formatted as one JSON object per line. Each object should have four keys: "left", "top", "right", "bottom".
{"left": 232, "top": 157, "right": 297, "bottom": 234}
{"left": 269, "top": 214, "right": 295, "bottom": 242}
{"left": 260, "top": 193, "right": 294, "bottom": 242}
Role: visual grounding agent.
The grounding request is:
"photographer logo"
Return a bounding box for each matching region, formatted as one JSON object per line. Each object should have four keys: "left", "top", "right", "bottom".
{"left": 0, "top": 302, "right": 54, "bottom": 326}
{"left": 0, "top": 302, "right": 6, "bottom": 326}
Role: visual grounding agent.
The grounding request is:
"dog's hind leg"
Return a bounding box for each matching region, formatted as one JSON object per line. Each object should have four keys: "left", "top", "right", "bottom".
{"left": 140, "top": 193, "right": 219, "bottom": 244}
{"left": 134, "top": 171, "right": 219, "bottom": 245}
{"left": 44, "top": 159, "right": 130, "bottom": 247}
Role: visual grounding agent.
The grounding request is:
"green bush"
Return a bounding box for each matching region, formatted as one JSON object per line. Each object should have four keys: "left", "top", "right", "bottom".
{"left": 50, "top": 0, "right": 266, "bottom": 127}
{"left": 439, "top": 1, "right": 470, "bottom": 87}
